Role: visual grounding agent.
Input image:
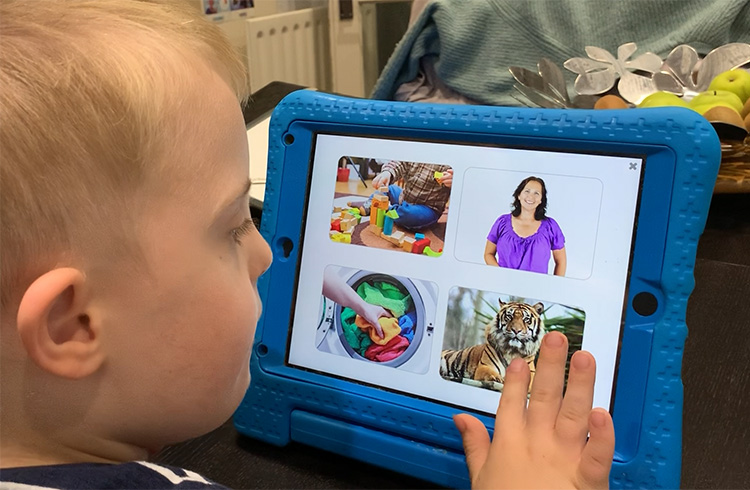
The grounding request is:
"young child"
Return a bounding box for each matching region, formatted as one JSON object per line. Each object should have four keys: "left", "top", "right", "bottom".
{"left": 0, "top": 1, "right": 614, "bottom": 488}
{"left": 353, "top": 160, "right": 453, "bottom": 231}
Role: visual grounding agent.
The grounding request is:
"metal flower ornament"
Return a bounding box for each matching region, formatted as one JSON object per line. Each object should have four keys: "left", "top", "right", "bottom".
{"left": 563, "top": 42, "right": 663, "bottom": 105}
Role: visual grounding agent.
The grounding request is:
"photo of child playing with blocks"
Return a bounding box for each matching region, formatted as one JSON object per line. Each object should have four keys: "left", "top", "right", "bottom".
{"left": 0, "top": 1, "right": 614, "bottom": 488}
{"left": 332, "top": 158, "right": 451, "bottom": 256}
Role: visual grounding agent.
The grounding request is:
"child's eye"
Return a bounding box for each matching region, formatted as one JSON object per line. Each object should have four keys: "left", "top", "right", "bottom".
{"left": 231, "top": 218, "right": 254, "bottom": 244}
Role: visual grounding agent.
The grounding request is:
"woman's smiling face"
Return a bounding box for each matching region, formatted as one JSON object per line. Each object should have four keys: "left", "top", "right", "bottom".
{"left": 519, "top": 180, "right": 543, "bottom": 212}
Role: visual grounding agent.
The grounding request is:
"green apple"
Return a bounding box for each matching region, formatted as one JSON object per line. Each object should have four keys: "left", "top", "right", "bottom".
{"left": 708, "top": 69, "right": 750, "bottom": 103}
{"left": 689, "top": 90, "right": 744, "bottom": 114}
{"left": 637, "top": 91, "right": 689, "bottom": 108}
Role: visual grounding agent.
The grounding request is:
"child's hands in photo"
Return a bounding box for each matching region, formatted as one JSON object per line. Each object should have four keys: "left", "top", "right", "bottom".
{"left": 358, "top": 303, "right": 392, "bottom": 338}
{"left": 440, "top": 168, "right": 453, "bottom": 188}
{"left": 453, "top": 332, "right": 615, "bottom": 489}
{"left": 372, "top": 171, "right": 392, "bottom": 189}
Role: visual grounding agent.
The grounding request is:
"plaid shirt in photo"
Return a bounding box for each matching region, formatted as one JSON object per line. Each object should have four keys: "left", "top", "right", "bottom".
{"left": 381, "top": 161, "right": 451, "bottom": 213}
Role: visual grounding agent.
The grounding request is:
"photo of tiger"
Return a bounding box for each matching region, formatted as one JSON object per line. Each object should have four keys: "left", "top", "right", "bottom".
{"left": 440, "top": 299, "right": 545, "bottom": 390}
{"left": 440, "top": 288, "right": 585, "bottom": 393}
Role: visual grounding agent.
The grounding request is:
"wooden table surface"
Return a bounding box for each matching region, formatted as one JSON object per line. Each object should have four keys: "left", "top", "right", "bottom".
{"left": 153, "top": 192, "right": 750, "bottom": 489}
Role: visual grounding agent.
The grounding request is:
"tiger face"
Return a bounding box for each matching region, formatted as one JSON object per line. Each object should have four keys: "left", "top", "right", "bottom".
{"left": 486, "top": 299, "right": 545, "bottom": 359}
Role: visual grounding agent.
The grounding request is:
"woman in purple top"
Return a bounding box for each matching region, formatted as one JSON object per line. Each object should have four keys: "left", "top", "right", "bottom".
{"left": 484, "top": 176, "right": 567, "bottom": 276}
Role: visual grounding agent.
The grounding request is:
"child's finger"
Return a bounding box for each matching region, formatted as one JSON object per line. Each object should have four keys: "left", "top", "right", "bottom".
{"left": 454, "top": 413, "right": 491, "bottom": 484}
{"left": 555, "top": 351, "right": 596, "bottom": 448}
{"left": 494, "top": 358, "right": 530, "bottom": 431}
{"left": 526, "top": 332, "right": 568, "bottom": 430}
{"left": 578, "top": 408, "right": 615, "bottom": 488}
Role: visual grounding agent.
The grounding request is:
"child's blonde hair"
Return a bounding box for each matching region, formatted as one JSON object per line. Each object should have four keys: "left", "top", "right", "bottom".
{"left": 0, "top": 0, "right": 249, "bottom": 310}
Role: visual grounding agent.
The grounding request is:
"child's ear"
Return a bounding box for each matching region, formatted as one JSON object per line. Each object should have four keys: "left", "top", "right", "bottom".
{"left": 16, "top": 268, "right": 104, "bottom": 379}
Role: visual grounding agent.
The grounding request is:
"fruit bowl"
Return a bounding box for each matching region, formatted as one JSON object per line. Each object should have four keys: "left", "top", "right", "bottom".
{"left": 510, "top": 42, "right": 750, "bottom": 193}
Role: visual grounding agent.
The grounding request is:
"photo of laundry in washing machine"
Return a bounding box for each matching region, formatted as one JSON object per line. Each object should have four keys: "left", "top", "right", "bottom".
{"left": 316, "top": 266, "right": 437, "bottom": 374}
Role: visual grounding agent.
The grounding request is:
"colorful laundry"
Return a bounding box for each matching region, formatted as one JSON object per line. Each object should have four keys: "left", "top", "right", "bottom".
{"left": 356, "top": 281, "right": 412, "bottom": 317}
{"left": 398, "top": 313, "right": 416, "bottom": 343}
{"left": 354, "top": 315, "right": 401, "bottom": 345}
{"left": 364, "top": 335, "right": 410, "bottom": 362}
{"left": 340, "top": 307, "right": 372, "bottom": 356}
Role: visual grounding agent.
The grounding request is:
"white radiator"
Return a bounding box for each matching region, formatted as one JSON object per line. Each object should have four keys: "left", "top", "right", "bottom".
{"left": 245, "top": 7, "right": 331, "bottom": 93}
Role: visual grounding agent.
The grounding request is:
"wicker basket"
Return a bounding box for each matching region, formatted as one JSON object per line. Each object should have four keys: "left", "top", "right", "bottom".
{"left": 716, "top": 136, "right": 750, "bottom": 193}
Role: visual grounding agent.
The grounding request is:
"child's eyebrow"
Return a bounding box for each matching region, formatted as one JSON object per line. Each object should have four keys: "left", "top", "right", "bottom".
{"left": 214, "top": 179, "right": 252, "bottom": 220}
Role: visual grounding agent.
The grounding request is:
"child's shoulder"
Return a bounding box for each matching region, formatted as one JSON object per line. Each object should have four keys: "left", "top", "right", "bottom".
{"left": 0, "top": 461, "right": 228, "bottom": 489}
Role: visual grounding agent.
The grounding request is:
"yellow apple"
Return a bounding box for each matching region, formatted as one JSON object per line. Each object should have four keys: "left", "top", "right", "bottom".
{"left": 637, "top": 91, "right": 689, "bottom": 108}
{"left": 708, "top": 69, "right": 750, "bottom": 103}
{"left": 689, "top": 90, "right": 744, "bottom": 114}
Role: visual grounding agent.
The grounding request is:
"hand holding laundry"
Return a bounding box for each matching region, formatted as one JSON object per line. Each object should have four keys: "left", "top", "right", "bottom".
{"left": 359, "top": 302, "right": 392, "bottom": 338}
{"left": 355, "top": 315, "right": 401, "bottom": 345}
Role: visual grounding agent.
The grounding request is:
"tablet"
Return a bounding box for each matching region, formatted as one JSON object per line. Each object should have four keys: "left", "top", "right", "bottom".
{"left": 234, "top": 90, "right": 721, "bottom": 489}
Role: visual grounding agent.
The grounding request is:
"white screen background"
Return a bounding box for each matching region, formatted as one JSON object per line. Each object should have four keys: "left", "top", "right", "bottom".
{"left": 287, "top": 134, "right": 641, "bottom": 414}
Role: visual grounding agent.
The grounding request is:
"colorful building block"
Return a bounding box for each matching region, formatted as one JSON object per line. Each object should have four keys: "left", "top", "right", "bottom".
{"left": 373, "top": 195, "right": 389, "bottom": 208}
{"left": 331, "top": 219, "right": 341, "bottom": 232}
{"left": 414, "top": 232, "right": 425, "bottom": 240}
{"left": 423, "top": 246, "right": 443, "bottom": 257}
{"left": 434, "top": 171, "right": 444, "bottom": 184}
{"left": 330, "top": 232, "right": 351, "bottom": 244}
{"left": 412, "top": 238, "right": 431, "bottom": 254}
{"left": 381, "top": 209, "right": 399, "bottom": 236}
{"left": 390, "top": 230, "right": 405, "bottom": 243}
{"left": 382, "top": 216, "right": 394, "bottom": 235}
{"left": 376, "top": 208, "right": 386, "bottom": 228}
{"left": 401, "top": 236, "right": 415, "bottom": 253}
{"left": 340, "top": 217, "right": 356, "bottom": 233}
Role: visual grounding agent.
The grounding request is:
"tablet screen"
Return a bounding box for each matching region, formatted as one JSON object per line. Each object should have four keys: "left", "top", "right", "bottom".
{"left": 287, "top": 133, "right": 642, "bottom": 414}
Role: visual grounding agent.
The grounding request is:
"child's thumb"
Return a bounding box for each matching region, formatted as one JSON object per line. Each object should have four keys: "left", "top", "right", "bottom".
{"left": 453, "top": 413, "right": 491, "bottom": 483}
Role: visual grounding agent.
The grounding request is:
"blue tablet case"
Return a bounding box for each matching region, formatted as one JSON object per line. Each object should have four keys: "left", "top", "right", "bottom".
{"left": 234, "top": 90, "right": 721, "bottom": 489}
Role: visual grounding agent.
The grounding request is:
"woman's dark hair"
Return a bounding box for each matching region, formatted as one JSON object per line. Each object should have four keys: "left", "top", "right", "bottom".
{"left": 511, "top": 176, "right": 548, "bottom": 220}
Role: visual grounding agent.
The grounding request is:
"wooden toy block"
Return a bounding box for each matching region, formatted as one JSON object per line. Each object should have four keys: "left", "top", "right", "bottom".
{"left": 412, "top": 238, "right": 430, "bottom": 254}
{"left": 424, "top": 246, "right": 443, "bottom": 257}
{"left": 390, "top": 231, "right": 405, "bottom": 243}
{"left": 376, "top": 208, "right": 386, "bottom": 228}
{"left": 331, "top": 219, "right": 341, "bottom": 232}
{"left": 379, "top": 186, "right": 389, "bottom": 193}
{"left": 330, "top": 232, "right": 351, "bottom": 244}
{"left": 415, "top": 232, "right": 425, "bottom": 240}
{"left": 374, "top": 195, "right": 389, "bottom": 207}
{"left": 401, "top": 236, "right": 415, "bottom": 252}
{"left": 382, "top": 216, "right": 394, "bottom": 235}
{"left": 434, "top": 171, "right": 444, "bottom": 184}
{"left": 333, "top": 206, "right": 342, "bottom": 213}
{"left": 340, "top": 220, "right": 353, "bottom": 233}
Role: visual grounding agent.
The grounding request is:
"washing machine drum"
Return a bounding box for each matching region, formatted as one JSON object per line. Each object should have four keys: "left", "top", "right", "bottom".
{"left": 334, "top": 272, "right": 425, "bottom": 367}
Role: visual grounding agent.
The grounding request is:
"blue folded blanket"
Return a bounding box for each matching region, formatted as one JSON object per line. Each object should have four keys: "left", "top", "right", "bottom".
{"left": 371, "top": 0, "right": 750, "bottom": 106}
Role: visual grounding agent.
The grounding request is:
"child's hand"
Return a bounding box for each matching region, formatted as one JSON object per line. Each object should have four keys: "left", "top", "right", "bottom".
{"left": 454, "top": 332, "right": 615, "bottom": 489}
{"left": 372, "top": 171, "right": 391, "bottom": 189}
{"left": 359, "top": 304, "right": 391, "bottom": 338}
{"left": 440, "top": 168, "right": 453, "bottom": 188}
